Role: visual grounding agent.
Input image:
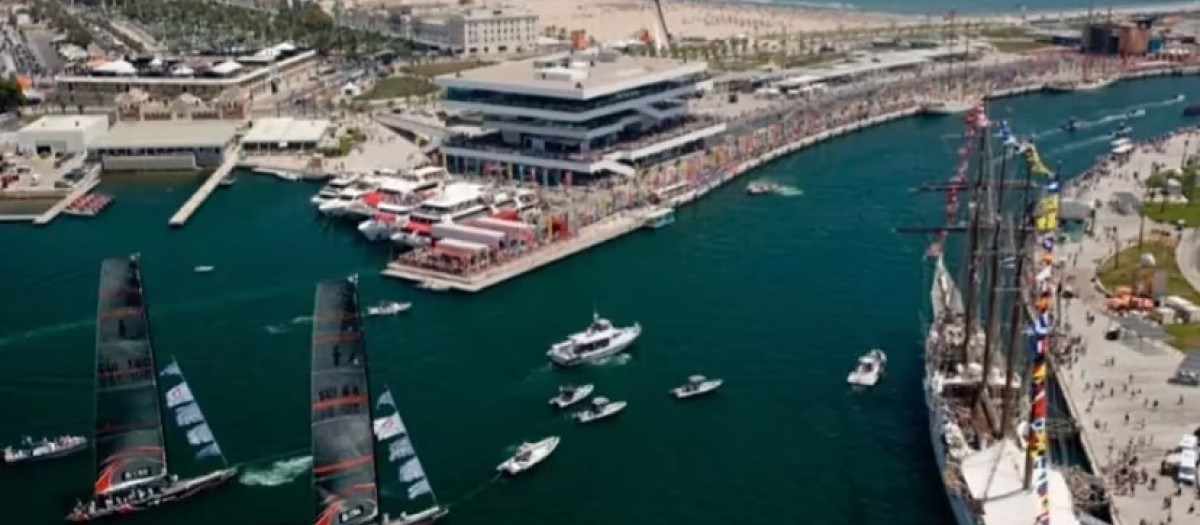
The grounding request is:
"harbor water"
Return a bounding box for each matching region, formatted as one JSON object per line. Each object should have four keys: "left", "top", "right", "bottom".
{"left": 0, "top": 76, "right": 1195, "bottom": 525}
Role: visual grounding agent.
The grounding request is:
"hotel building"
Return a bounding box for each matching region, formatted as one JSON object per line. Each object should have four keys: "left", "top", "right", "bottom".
{"left": 435, "top": 50, "right": 721, "bottom": 184}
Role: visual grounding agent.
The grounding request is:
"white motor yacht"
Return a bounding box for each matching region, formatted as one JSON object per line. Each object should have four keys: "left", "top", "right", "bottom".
{"left": 496, "top": 436, "right": 560, "bottom": 476}
{"left": 573, "top": 397, "right": 627, "bottom": 423}
{"left": 670, "top": 375, "right": 723, "bottom": 399}
{"left": 921, "top": 99, "right": 976, "bottom": 115}
{"left": 193, "top": 265, "right": 214, "bottom": 273}
{"left": 546, "top": 313, "right": 641, "bottom": 366}
{"left": 846, "top": 349, "right": 887, "bottom": 387}
{"left": 548, "top": 384, "right": 594, "bottom": 409}
{"left": 364, "top": 301, "right": 411, "bottom": 317}
{"left": 310, "top": 172, "right": 361, "bottom": 205}
{"left": 358, "top": 213, "right": 409, "bottom": 242}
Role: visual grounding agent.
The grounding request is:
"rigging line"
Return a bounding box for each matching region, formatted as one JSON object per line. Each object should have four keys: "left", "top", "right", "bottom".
{"left": 0, "top": 266, "right": 381, "bottom": 348}
{"left": 445, "top": 474, "right": 503, "bottom": 510}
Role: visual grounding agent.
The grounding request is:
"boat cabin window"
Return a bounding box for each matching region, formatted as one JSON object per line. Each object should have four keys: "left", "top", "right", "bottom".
{"left": 572, "top": 337, "right": 612, "bottom": 352}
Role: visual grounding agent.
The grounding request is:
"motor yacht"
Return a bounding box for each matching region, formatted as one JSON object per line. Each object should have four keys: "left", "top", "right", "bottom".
{"left": 548, "top": 384, "right": 594, "bottom": 409}
{"left": 3, "top": 435, "right": 87, "bottom": 464}
{"left": 364, "top": 301, "right": 411, "bottom": 317}
{"left": 393, "top": 182, "right": 492, "bottom": 247}
{"left": 318, "top": 181, "right": 382, "bottom": 219}
{"left": 921, "top": 99, "right": 975, "bottom": 115}
{"left": 359, "top": 212, "right": 410, "bottom": 242}
{"left": 193, "top": 266, "right": 214, "bottom": 273}
{"left": 496, "top": 436, "right": 560, "bottom": 476}
{"left": 746, "top": 181, "right": 778, "bottom": 195}
{"left": 670, "top": 375, "right": 723, "bottom": 399}
{"left": 573, "top": 397, "right": 627, "bottom": 423}
{"left": 846, "top": 349, "right": 887, "bottom": 387}
{"left": 546, "top": 313, "right": 641, "bottom": 367}
{"left": 310, "top": 172, "right": 361, "bottom": 205}
{"left": 1045, "top": 77, "right": 1113, "bottom": 93}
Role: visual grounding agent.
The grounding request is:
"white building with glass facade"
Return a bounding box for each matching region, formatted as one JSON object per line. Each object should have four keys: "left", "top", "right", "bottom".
{"left": 434, "top": 50, "right": 721, "bottom": 185}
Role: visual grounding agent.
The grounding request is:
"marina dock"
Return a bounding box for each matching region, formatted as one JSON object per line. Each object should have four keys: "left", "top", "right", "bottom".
{"left": 382, "top": 213, "right": 643, "bottom": 292}
{"left": 168, "top": 148, "right": 239, "bottom": 228}
{"left": 1056, "top": 135, "right": 1200, "bottom": 525}
{"left": 32, "top": 171, "right": 101, "bottom": 226}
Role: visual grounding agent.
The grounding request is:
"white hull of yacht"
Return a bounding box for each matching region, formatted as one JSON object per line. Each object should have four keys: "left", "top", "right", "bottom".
{"left": 359, "top": 219, "right": 405, "bottom": 242}
{"left": 922, "top": 100, "right": 975, "bottom": 115}
{"left": 1045, "top": 78, "right": 1114, "bottom": 93}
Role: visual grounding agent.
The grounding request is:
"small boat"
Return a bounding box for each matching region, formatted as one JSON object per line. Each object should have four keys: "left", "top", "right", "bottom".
{"left": 921, "top": 99, "right": 975, "bottom": 115}
{"left": 416, "top": 280, "right": 451, "bottom": 292}
{"left": 1112, "top": 124, "right": 1132, "bottom": 138}
{"left": 573, "top": 397, "right": 627, "bottom": 423}
{"left": 548, "top": 384, "right": 594, "bottom": 409}
{"left": 496, "top": 436, "right": 560, "bottom": 476}
{"left": 847, "top": 349, "right": 887, "bottom": 387}
{"left": 1063, "top": 118, "right": 1080, "bottom": 132}
{"left": 365, "top": 301, "right": 412, "bottom": 317}
{"left": 193, "top": 265, "right": 215, "bottom": 273}
{"left": 1127, "top": 109, "right": 1146, "bottom": 119}
{"left": 746, "top": 181, "right": 779, "bottom": 195}
{"left": 642, "top": 207, "right": 675, "bottom": 229}
{"left": 2, "top": 435, "right": 88, "bottom": 464}
{"left": 546, "top": 313, "right": 641, "bottom": 366}
{"left": 670, "top": 375, "right": 723, "bottom": 399}
{"left": 1185, "top": 104, "right": 1200, "bottom": 117}
{"left": 218, "top": 175, "right": 236, "bottom": 187}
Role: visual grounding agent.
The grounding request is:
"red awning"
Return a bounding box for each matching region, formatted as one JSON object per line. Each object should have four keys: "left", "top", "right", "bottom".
{"left": 406, "top": 221, "right": 431, "bottom": 234}
{"left": 362, "top": 192, "right": 382, "bottom": 206}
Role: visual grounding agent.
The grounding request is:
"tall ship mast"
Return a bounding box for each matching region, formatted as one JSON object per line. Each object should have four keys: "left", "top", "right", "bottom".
{"left": 310, "top": 275, "right": 447, "bottom": 525}
{"left": 900, "top": 106, "right": 1083, "bottom": 525}
{"left": 69, "top": 254, "right": 237, "bottom": 522}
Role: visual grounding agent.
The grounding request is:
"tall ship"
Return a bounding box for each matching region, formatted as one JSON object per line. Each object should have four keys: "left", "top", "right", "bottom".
{"left": 310, "top": 275, "right": 447, "bottom": 525}
{"left": 69, "top": 255, "right": 236, "bottom": 522}
{"left": 903, "top": 106, "right": 1086, "bottom": 525}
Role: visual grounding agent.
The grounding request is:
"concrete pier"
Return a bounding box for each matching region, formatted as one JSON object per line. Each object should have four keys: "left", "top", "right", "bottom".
{"left": 382, "top": 213, "right": 643, "bottom": 292}
{"left": 168, "top": 148, "right": 240, "bottom": 228}
{"left": 1056, "top": 135, "right": 1200, "bottom": 525}
{"left": 32, "top": 170, "right": 102, "bottom": 226}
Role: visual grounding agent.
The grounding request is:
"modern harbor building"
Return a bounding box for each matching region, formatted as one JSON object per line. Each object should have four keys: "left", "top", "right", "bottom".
{"left": 16, "top": 115, "right": 111, "bottom": 155}
{"left": 51, "top": 44, "right": 320, "bottom": 108}
{"left": 88, "top": 121, "right": 240, "bottom": 171}
{"left": 241, "top": 117, "right": 331, "bottom": 152}
{"left": 435, "top": 50, "right": 721, "bottom": 184}
{"left": 399, "top": 6, "right": 539, "bottom": 55}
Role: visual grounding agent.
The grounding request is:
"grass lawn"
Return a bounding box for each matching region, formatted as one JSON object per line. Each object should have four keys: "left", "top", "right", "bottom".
{"left": 1144, "top": 204, "right": 1200, "bottom": 227}
{"left": 1096, "top": 237, "right": 1200, "bottom": 349}
{"left": 361, "top": 77, "right": 439, "bottom": 100}
{"left": 401, "top": 60, "right": 491, "bottom": 78}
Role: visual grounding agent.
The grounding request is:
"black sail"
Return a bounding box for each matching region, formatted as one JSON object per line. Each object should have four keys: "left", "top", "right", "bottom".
{"left": 311, "top": 276, "right": 379, "bottom": 525}
{"left": 92, "top": 255, "right": 168, "bottom": 495}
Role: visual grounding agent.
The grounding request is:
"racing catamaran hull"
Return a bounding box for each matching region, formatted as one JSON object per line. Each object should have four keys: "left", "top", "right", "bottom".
{"left": 66, "top": 468, "right": 238, "bottom": 522}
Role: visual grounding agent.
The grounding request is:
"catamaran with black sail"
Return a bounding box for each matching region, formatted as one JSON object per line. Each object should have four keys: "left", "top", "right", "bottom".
{"left": 68, "top": 255, "right": 236, "bottom": 522}
{"left": 310, "top": 275, "right": 446, "bottom": 525}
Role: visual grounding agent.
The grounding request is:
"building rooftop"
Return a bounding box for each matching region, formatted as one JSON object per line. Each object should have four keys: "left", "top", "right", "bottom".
{"left": 90, "top": 120, "right": 240, "bottom": 150}
{"left": 56, "top": 49, "right": 317, "bottom": 86}
{"left": 20, "top": 115, "right": 109, "bottom": 133}
{"left": 242, "top": 117, "right": 331, "bottom": 145}
{"left": 436, "top": 51, "right": 707, "bottom": 100}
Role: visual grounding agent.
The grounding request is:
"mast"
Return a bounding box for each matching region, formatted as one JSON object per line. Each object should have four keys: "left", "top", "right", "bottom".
{"left": 310, "top": 274, "right": 380, "bottom": 525}
{"left": 974, "top": 136, "right": 1013, "bottom": 436}
{"left": 956, "top": 114, "right": 989, "bottom": 363}
{"left": 93, "top": 254, "right": 170, "bottom": 495}
{"left": 1000, "top": 160, "right": 1036, "bottom": 449}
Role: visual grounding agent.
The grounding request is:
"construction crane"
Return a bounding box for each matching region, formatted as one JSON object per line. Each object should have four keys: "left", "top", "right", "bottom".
{"left": 651, "top": 0, "right": 673, "bottom": 51}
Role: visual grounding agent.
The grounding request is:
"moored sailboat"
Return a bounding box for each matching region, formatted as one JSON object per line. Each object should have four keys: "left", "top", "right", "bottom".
{"left": 309, "top": 275, "right": 446, "bottom": 525}
{"left": 67, "top": 255, "right": 236, "bottom": 522}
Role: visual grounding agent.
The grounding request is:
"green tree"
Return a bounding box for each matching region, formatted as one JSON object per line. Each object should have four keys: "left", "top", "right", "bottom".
{"left": 0, "top": 77, "right": 26, "bottom": 112}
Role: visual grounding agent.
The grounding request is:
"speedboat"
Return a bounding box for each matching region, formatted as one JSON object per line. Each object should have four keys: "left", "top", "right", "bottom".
{"left": 3, "top": 435, "right": 87, "bottom": 464}
{"left": 846, "top": 349, "right": 887, "bottom": 387}
{"left": 746, "top": 181, "right": 778, "bottom": 195}
{"left": 358, "top": 213, "right": 408, "bottom": 242}
{"left": 670, "top": 375, "right": 723, "bottom": 399}
{"left": 66, "top": 468, "right": 238, "bottom": 522}
{"left": 546, "top": 313, "right": 641, "bottom": 366}
{"left": 573, "top": 397, "right": 627, "bottom": 423}
{"left": 496, "top": 436, "right": 560, "bottom": 476}
{"left": 548, "top": 384, "right": 594, "bottom": 409}
{"left": 365, "top": 301, "right": 411, "bottom": 317}
{"left": 383, "top": 506, "right": 449, "bottom": 525}
{"left": 416, "top": 280, "right": 450, "bottom": 292}
{"left": 193, "top": 266, "right": 214, "bottom": 273}
{"left": 1063, "top": 118, "right": 1080, "bottom": 132}
{"left": 1112, "top": 123, "right": 1132, "bottom": 137}
{"left": 1127, "top": 109, "right": 1146, "bottom": 119}
{"left": 218, "top": 175, "right": 236, "bottom": 187}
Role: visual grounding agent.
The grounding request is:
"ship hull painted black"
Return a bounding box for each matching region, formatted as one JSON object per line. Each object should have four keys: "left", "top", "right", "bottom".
{"left": 66, "top": 468, "right": 237, "bottom": 522}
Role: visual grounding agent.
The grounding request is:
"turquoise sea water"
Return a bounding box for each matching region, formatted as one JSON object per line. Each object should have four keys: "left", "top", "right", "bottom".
{"left": 0, "top": 76, "right": 1195, "bottom": 525}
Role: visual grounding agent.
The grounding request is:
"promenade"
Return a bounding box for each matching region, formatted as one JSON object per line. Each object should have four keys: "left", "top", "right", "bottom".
{"left": 1056, "top": 135, "right": 1200, "bottom": 525}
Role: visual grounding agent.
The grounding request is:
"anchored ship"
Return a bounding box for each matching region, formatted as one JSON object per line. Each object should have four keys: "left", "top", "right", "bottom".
{"left": 901, "top": 106, "right": 1086, "bottom": 525}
